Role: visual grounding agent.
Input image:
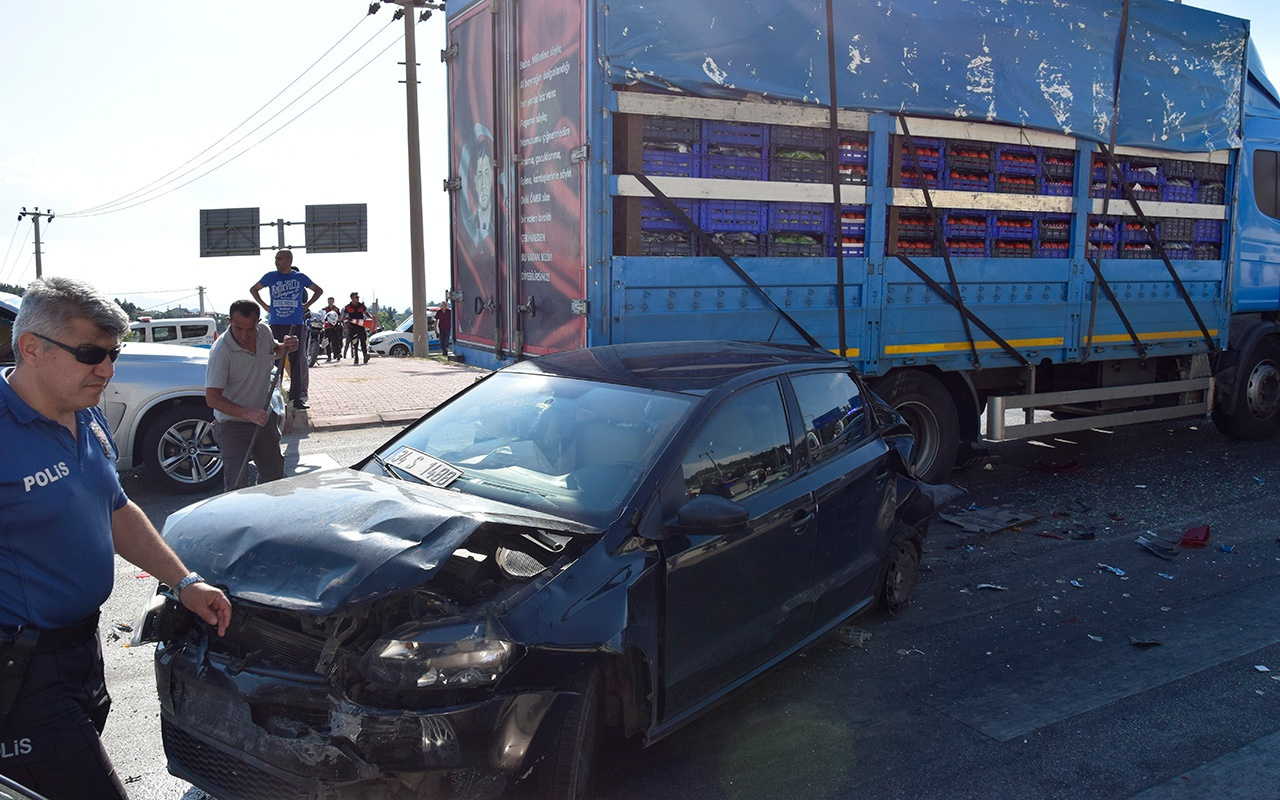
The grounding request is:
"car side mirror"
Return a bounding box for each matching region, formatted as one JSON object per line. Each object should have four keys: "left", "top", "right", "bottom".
{"left": 672, "top": 494, "right": 749, "bottom": 535}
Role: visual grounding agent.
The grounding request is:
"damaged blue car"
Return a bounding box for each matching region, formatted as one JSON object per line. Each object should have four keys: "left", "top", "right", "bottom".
{"left": 135, "top": 340, "right": 940, "bottom": 799}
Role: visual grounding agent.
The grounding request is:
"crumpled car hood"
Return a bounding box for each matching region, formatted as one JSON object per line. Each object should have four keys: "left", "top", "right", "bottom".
{"left": 163, "top": 468, "right": 597, "bottom": 614}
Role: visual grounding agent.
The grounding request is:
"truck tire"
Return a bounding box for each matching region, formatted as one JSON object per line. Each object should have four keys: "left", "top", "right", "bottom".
{"left": 140, "top": 404, "right": 223, "bottom": 494}
{"left": 872, "top": 370, "right": 960, "bottom": 483}
{"left": 1213, "top": 337, "right": 1280, "bottom": 440}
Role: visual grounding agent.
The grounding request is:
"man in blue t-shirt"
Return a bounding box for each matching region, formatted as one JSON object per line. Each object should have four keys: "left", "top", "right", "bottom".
{"left": 0, "top": 276, "right": 231, "bottom": 799}
{"left": 249, "top": 249, "right": 323, "bottom": 410}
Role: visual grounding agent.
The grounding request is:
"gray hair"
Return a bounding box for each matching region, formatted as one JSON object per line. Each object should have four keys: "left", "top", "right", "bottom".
{"left": 13, "top": 276, "right": 130, "bottom": 362}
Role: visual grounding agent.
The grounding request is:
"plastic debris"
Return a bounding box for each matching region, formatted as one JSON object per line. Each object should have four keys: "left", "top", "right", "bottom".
{"left": 1134, "top": 484, "right": 1148, "bottom": 489}
{"left": 1220, "top": 544, "right": 1235, "bottom": 553}
{"left": 940, "top": 507, "right": 1040, "bottom": 535}
{"left": 1158, "top": 573, "right": 1174, "bottom": 580}
{"left": 831, "top": 623, "right": 872, "bottom": 648}
{"left": 1256, "top": 665, "right": 1271, "bottom": 673}
{"left": 1097, "top": 563, "right": 1126, "bottom": 577}
{"left": 1088, "top": 635, "right": 1103, "bottom": 642}
{"left": 1136, "top": 532, "right": 1179, "bottom": 560}
{"left": 1070, "top": 580, "right": 1084, "bottom": 588}
{"left": 896, "top": 647, "right": 923, "bottom": 656}
{"left": 1036, "top": 532, "right": 1067, "bottom": 540}
{"left": 1180, "top": 525, "right": 1211, "bottom": 547}
{"left": 1255, "top": 476, "right": 1265, "bottom": 486}
{"left": 1108, "top": 512, "right": 1125, "bottom": 522}
{"left": 1072, "top": 531, "right": 1097, "bottom": 541}
{"left": 1129, "top": 636, "right": 1162, "bottom": 648}
{"left": 976, "top": 583, "right": 1008, "bottom": 591}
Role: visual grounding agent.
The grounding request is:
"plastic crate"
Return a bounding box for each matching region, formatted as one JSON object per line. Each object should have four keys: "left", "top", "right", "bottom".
{"left": 997, "top": 175, "right": 1039, "bottom": 194}
{"left": 1165, "top": 242, "right": 1194, "bottom": 260}
{"left": 1125, "top": 161, "right": 1163, "bottom": 184}
{"left": 1041, "top": 149, "right": 1076, "bottom": 179}
{"left": 996, "top": 145, "right": 1039, "bottom": 176}
{"left": 840, "top": 207, "right": 867, "bottom": 237}
{"left": 641, "top": 147, "right": 700, "bottom": 178}
{"left": 1162, "top": 179, "right": 1196, "bottom": 203}
{"left": 1162, "top": 158, "right": 1197, "bottom": 180}
{"left": 994, "top": 212, "right": 1036, "bottom": 240}
{"left": 894, "top": 240, "right": 939, "bottom": 258}
{"left": 1196, "top": 163, "right": 1228, "bottom": 182}
{"left": 839, "top": 237, "right": 866, "bottom": 258}
{"left": 772, "top": 125, "right": 829, "bottom": 152}
{"left": 1038, "top": 214, "right": 1072, "bottom": 242}
{"left": 1038, "top": 242, "right": 1070, "bottom": 258}
{"left": 993, "top": 240, "right": 1035, "bottom": 258}
{"left": 895, "top": 212, "right": 935, "bottom": 240}
{"left": 1121, "top": 243, "right": 1158, "bottom": 259}
{"left": 1092, "top": 156, "right": 1112, "bottom": 182}
{"left": 769, "top": 234, "right": 826, "bottom": 257}
{"left": 1087, "top": 217, "right": 1120, "bottom": 243}
{"left": 704, "top": 150, "right": 767, "bottom": 180}
{"left": 1126, "top": 184, "right": 1161, "bottom": 202}
{"left": 1193, "top": 219, "right": 1223, "bottom": 243}
{"left": 771, "top": 154, "right": 831, "bottom": 184}
{"left": 1041, "top": 178, "right": 1074, "bottom": 196}
{"left": 946, "top": 172, "right": 994, "bottom": 192}
{"left": 640, "top": 198, "right": 697, "bottom": 232}
{"left": 703, "top": 232, "right": 764, "bottom": 257}
{"left": 1121, "top": 221, "right": 1156, "bottom": 244}
{"left": 701, "top": 200, "right": 766, "bottom": 233}
{"left": 770, "top": 203, "right": 833, "bottom": 234}
{"left": 1194, "top": 243, "right": 1221, "bottom": 260}
{"left": 839, "top": 163, "right": 869, "bottom": 184}
{"left": 640, "top": 232, "right": 696, "bottom": 256}
{"left": 1198, "top": 181, "right": 1226, "bottom": 204}
{"left": 1086, "top": 242, "right": 1118, "bottom": 258}
{"left": 898, "top": 137, "right": 943, "bottom": 170}
{"left": 944, "top": 212, "right": 990, "bottom": 238}
{"left": 1161, "top": 218, "right": 1194, "bottom": 242}
{"left": 946, "top": 239, "right": 989, "bottom": 257}
{"left": 643, "top": 117, "right": 700, "bottom": 145}
{"left": 900, "top": 170, "right": 940, "bottom": 189}
{"left": 946, "top": 143, "right": 994, "bottom": 173}
{"left": 703, "top": 120, "right": 768, "bottom": 149}
{"left": 839, "top": 134, "right": 870, "bottom": 164}
{"left": 1090, "top": 181, "right": 1123, "bottom": 199}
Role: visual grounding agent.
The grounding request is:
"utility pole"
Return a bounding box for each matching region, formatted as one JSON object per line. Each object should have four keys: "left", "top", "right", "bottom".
{"left": 17, "top": 207, "right": 54, "bottom": 279}
{"left": 374, "top": 0, "right": 442, "bottom": 358}
{"left": 197, "top": 286, "right": 207, "bottom": 314}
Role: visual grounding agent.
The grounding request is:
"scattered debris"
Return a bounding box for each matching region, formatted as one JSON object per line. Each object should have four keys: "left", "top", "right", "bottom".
{"left": 831, "top": 623, "right": 872, "bottom": 648}
{"left": 1255, "top": 665, "right": 1271, "bottom": 673}
{"left": 939, "top": 506, "right": 1041, "bottom": 536}
{"left": 1158, "top": 573, "right": 1174, "bottom": 580}
{"left": 1045, "top": 460, "right": 1081, "bottom": 474}
{"left": 1221, "top": 544, "right": 1235, "bottom": 553}
{"left": 1109, "top": 512, "right": 1125, "bottom": 522}
{"left": 1070, "top": 580, "right": 1084, "bottom": 588}
{"left": 1072, "top": 531, "right": 1097, "bottom": 541}
{"left": 1088, "top": 634, "right": 1103, "bottom": 642}
{"left": 896, "top": 647, "right": 924, "bottom": 657}
{"left": 1036, "top": 532, "right": 1067, "bottom": 541}
{"left": 1097, "top": 563, "right": 1127, "bottom": 577}
{"left": 1134, "top": 484, "right": 1148, "bottom": 489}
{"left": 1255, "top": 476, "right": 1265, "bottom": 486}
{"left": 1129, "top": 636, "right": 1162, "bottom": 648}
{"left": 976, "top": 583, "right": 1009, "bottom": 591}
{"left": 1181, "top": 525, "right": 1211, "bottom": 547}
{"left": 1136, "top": 532, "right": 1179, "bottom": 560}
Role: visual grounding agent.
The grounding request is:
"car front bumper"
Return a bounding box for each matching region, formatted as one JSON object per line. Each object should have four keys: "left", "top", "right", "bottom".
{"left": 156, "top": 640, "right": 573, "bottom": 800}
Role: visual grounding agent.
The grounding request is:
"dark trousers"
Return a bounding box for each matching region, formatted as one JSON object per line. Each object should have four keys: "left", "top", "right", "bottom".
{"left": 214, "top": 414, "right": 284, "bottom": 491}
{"left": 0, "top": 634, "right": 127, "bottom": 800}
{"left": 326, "top": 327, "right": 342, "bottom": 360}
{"left": 348, "top": 324, "right": 368, "bottom": 362}
{"left": 270, "top": 323, "right": 309, "bottom": 405}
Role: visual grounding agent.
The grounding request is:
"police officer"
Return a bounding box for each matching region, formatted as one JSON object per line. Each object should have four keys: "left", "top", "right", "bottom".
{"left": 0, "top": 276, "right": 231, "bottom": 799}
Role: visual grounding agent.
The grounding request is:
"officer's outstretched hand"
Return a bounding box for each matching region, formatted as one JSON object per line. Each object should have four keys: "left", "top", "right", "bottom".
{"left": 181, "top": 584, "right": 232, "bottom": 637}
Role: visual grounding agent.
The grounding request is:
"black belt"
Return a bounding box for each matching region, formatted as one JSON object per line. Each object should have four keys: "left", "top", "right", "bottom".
{"left": 32, "top": 611, "right": 101, "bottom": 652}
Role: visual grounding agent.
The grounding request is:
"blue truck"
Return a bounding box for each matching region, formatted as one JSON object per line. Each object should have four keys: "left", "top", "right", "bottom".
{"left": 445, "top": 0, "right": 1280, "bottom": 481}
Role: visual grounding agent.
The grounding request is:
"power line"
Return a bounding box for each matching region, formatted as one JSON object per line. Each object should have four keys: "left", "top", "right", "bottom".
{"left": 1, "top": 220, "right": 26, "bottom": 284}
{"left": 64, "top": 15, "right": 401, "bottom": 219}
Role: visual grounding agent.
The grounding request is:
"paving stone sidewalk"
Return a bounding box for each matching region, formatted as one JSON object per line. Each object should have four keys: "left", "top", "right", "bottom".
{"left": 289, "top": 354, "right": 487, "bottom": 431}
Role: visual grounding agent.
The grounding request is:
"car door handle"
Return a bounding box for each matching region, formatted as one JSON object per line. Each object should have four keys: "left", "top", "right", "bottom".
{"left": 790, "top": 511, "right": 815, "bottom": 532}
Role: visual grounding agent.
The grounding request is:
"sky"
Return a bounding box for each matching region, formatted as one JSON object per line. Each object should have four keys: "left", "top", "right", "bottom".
{"left": 0, "top": 1, "right": 1277, "bottom": 317}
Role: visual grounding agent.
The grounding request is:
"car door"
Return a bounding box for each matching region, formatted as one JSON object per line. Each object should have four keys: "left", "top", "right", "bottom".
{"left": 788, "top": 369, "right": 894, "bottom": 629}
{"left": 658, "top": 380, "right": 816, "bottom": 716}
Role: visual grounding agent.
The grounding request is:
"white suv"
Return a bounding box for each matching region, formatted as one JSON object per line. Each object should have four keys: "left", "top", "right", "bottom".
{"left": 129, "top": 316, "right": 218, "bottom": 348}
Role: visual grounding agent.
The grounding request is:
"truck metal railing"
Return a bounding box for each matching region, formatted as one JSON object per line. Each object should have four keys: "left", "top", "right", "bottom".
{"left": 984, "top": 377, "right": 1213, "bottom": 441}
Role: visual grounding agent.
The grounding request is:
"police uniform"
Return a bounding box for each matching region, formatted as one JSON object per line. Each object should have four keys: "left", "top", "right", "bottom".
{"left": 0, "top": 375, "right": 129, "bottom": 799}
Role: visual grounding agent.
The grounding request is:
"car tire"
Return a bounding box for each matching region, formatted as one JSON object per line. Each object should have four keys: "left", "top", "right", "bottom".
{"left": 871, "top": 370, "right": 959, "bottom": 483}
{"left": 1213, "top": 337, "right": 1280, "bottom": 440}
{"left": 879, "top": 524, "right": 922, "bottom": 614}
{"left": 389, "top": 343, "right": 410, "bottom": 358}
{"left": 141, "top": 404, "right": 223, "bottom": 494}
{"left": 536, "top": 667, "right": 602, "bottom": 800}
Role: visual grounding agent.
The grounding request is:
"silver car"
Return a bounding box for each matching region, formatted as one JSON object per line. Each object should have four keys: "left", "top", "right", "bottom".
{"left": 1, "top": 291, "right": 222, "bottom": 493}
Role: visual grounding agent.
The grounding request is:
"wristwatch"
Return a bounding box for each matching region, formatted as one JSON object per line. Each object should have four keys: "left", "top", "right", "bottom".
{"left": 173, "top": 572, "right": 206, "bottom": 597}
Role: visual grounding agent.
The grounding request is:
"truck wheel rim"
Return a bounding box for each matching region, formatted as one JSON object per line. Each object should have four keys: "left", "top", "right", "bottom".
{"left": 1246, "top": 360, "right": 1280, "bottom": 420}
{"left": 896, "top": 400, "right": 939, "bottom": 476}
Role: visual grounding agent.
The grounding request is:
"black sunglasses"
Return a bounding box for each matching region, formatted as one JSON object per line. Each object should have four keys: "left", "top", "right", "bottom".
{"left": 32, "top": 332, "right": 122, "bottom": 365}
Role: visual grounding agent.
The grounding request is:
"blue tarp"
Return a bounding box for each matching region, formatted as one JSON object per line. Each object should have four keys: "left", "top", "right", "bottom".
{"left": 602, "top": 0, "right": 1250, "bottom": 153}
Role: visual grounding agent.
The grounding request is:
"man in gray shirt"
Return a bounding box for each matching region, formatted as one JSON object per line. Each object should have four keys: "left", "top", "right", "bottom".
{"left": 205, "top": 299, "right": 299, "bottom": 491}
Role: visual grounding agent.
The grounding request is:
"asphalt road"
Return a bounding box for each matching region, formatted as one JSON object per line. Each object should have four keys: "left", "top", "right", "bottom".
{"left": 100, "top": 419, "right": 1280, "bottom": 799}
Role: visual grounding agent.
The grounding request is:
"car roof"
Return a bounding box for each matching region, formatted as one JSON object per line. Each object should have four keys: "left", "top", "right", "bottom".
{"left": 504, "top": 340, "right": 850, "bottom": 393}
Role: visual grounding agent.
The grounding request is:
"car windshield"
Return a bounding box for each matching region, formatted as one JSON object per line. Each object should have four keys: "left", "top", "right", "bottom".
{"left": 369, "top": 372, "right": 696, "bottom": 527}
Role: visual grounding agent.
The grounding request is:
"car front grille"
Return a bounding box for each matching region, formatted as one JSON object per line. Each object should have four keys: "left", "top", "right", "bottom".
{"left": 162, "top": 718, "right": 310, "bottom": 800}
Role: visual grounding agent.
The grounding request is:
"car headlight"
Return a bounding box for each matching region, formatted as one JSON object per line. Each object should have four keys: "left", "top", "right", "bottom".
{"left": 360, "top": 618, "right": 515, "bottom": 689}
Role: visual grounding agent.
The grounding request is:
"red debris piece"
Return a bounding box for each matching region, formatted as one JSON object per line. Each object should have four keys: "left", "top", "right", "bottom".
{"left": 1109, "top": 512, "right": 1125, "bottom": 522}
{"left": 1180, "top": 524, "right": 1211, "bottom": 547}
{"left": 1036, "top": 532, "right": 1067, "bottom": 540}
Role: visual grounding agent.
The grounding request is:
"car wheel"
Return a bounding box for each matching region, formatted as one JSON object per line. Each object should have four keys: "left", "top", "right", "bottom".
{"left": 871, "top": 370, "right": 959, "bottom": 484}
{"left": 390, "top": 343, "right": 410, "bottom": 358}
{"left": 1213, "top": 337, "right": 1280, "bottom": 440}
{"left": 141, "top": 404, "right": 222, "bottom": 494}
{"left": 880, "top": 524, "right": 922, "bottom": 614}
{"left": 537, "top": 667, "right": 602, "bottom": 800}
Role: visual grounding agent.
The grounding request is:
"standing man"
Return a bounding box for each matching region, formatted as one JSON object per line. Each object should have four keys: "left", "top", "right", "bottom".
{"left": 0, "top": 276, "right": 231, "bottom": 799}
{"left": 434, "top": 300, "right": 453, "bottom": 358}
{"left": 321, "top": 296, "right": 342, "bottom": 363}
{"left": 344, "top": 291, "right": 369, "bottom": 365}
{"left": 249, "top": 249, "right": 322, "bottom": 410}
{"left": 205, "top": 300, "right": 299, "bottom": 492}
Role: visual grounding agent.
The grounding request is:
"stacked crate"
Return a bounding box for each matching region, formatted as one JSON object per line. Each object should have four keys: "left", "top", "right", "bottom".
{"left": 946, "top": 143, "right": 994, "bottom": 192}
{"left": 640, "top": 116, "right": 701, "bottom": 255}
{"left": 944, "top": 210, "right": 990, "bottom": 257}
{"left": 1119, "top": 218, "right": 1161, "bottom": 258}
{"left": 839, "top": 132, "right": 870, "bottom": 184}
{"left": 992, "top": 211, "right": 1037, "bottom": 258}
{"left": 771, "top": 125, "right": 832, "bottom": 184}
{"left": 995, "top": 145, "right": 1039, "bottom": 195}
{"left": 896, "top": 136, "right": 943, "bottom": 189}
{"left": 1086, "top": 215, "right": 1121, "bottom": 258}
{"left": 1040, "top": 148, "right": 1076, "bottom": 196}
{"left": 839, "top": 206, "right": 867, "bottom": 257}
{"left": 700, "top": 121, "right": 768, "bottom": 256}
{"left": 1037, "top": 213, "right": 1072, "bottom": 258}
{"left": 891, "top": 208, "right": 938, "bottom": 257}
{"left": 768, "top": 202, "right": 831, "bottom": 257}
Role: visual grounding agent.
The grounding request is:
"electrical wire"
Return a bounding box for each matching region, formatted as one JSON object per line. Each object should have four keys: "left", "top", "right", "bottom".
{"left": 1, "top": 225, "right": 34, "bottom": 286}
{"left": 63, "top": 15, "right": 401, "bottom": 218}
{"left": 1, "top": 220, "right": 22, "bottom": 282}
